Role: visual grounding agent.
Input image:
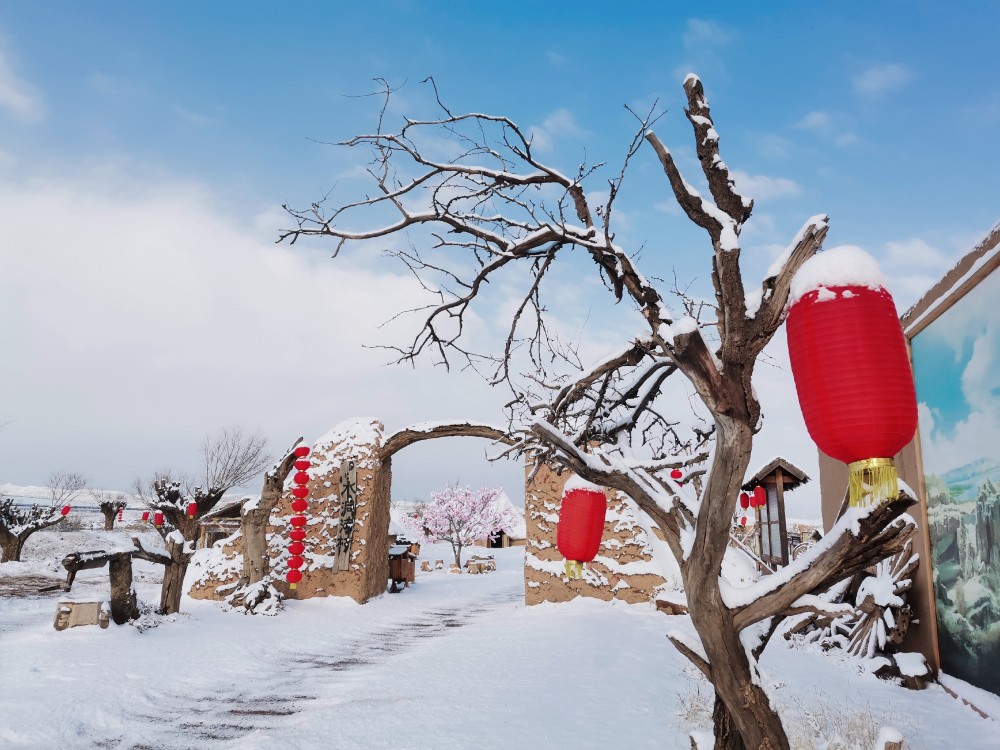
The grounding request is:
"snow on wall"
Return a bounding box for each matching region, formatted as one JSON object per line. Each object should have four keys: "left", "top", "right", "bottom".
{"left": 524, "top": 462, "right": 680, "bottom": 606}
{"left": 188, "top": 417, "right": 390, "bottom": 604}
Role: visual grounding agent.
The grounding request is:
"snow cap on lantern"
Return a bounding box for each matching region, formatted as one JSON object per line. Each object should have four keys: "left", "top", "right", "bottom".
{"left": 787, "top": 246, "right": 917, "bottom": 507}
{"left": 557, "top": 474, "right": 607, "bottom": 579}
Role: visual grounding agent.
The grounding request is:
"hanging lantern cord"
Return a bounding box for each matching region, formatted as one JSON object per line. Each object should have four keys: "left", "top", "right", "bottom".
{"left": 564, "top": 560, "right": 584, "bottom": 579}
{"left": 848, "top": 457, "right": 899, "bottom": 507}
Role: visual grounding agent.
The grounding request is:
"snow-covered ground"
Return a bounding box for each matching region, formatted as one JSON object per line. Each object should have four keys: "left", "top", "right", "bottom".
{"left": 2, "top": 529, "right": 999, "bottom": 749}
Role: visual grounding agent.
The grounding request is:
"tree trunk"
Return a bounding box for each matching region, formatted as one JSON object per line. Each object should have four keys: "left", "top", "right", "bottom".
{"left": 453, "top": 542, "right": 463, "bottom": 570}
{"left": 241, "top": 506, "right": 272, "bottom": 585}
{"left": 712, "top": 692, "right": 745, "bottom": 750}
{"left": 0, "top": 533, "right": 25, "bottom": 562}
{"left": 102, "top": 509, "right": 115, "bottom": 531}
{"left": 685, "top": 416, "right": 790, "bottom": 750}
{"left": 159, "top": 537, "right": 190, "bottom": 615}
{"left": 108, "top": 553, "right": 139, "bottom": 624}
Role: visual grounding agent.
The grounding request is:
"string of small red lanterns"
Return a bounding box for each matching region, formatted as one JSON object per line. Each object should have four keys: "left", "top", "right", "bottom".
{"left": 286, "top": 445, "right": 311, "bottom": 591}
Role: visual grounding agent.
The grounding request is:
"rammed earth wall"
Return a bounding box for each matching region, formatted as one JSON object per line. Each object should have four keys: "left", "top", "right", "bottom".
{"left": 523, "top": 462, "right": 675, "bottom": 605}
{"left": 188, "top": 417, "right": 391, "bottom": 604}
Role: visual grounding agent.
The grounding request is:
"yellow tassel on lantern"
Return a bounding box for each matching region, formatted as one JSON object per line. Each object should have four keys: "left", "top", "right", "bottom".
{"left": 564, "top": 560, "right": 584, "bottom": 579}
{"left": 289, "top": 583, "right": 297, "bottom": 590}
{"left": 848, "top": 457, "right": 899, "bottom": 507}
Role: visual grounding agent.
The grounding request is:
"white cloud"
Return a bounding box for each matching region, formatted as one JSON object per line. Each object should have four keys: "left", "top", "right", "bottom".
{"left": 673, "top": 18, "right": 735, "bottom": 81}
{"left": 528, "top": 108, "right": 588, "bottom": 153}
{"left": 0, "top": 49, "right": 43, "bottom": 121}
{"left": 853, "top": 63, "right": 913, "bottom": 98}
{"left": 682, "top": 19, "right": 734, "bottom": 48}
{"left": 795, "top": 111, "right": 832, "bottom": 134}
{"left": 0, "top": 167, "right": 526, "bottom": 497}
{"left": 545, "top": 50, "right": 566, "bottom": 67}
{"left": 884, "top": 238, "right": 950, "bottom": 269}
{"left": 730, "top": 169, "right": 802, "bottom": 202}
{"left": 794, "top": 111, "right": 858, "bottom": 148}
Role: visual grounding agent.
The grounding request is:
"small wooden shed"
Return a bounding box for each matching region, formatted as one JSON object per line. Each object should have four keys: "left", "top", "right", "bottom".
{"left": 742, "top": 457, "right": 809, "bottom": 569}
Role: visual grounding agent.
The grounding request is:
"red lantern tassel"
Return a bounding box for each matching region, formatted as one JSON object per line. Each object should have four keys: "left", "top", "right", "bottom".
{"left": 848, "top": 457, "right": 899, "bottom": 508}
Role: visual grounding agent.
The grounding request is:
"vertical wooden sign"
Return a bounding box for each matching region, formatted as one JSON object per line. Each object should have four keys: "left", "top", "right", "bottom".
{"left": 333, "top": 459, "right": 358, "bottom": 570}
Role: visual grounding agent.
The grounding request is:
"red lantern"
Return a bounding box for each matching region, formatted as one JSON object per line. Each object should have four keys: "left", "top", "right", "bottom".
{"left": 787, "top": 278, "right": 917, "bottom": 506}
{"left": 291, "top": 499, "right": 308, "bottom": 513}
{"left": 141, "top": 510, "right": 150, "bottom": 523}
{"left": 294, "top": 446, "right": 310, "bottom": 458}
{"left": 289, "top": 528, "right": 306, "bottom": 542}
{"left": 186, "top": 502, "right": 197, "bottom": 518}
{"left": 287, "top": 555, "right": 304, "bottom": 569}
{"left": 293, "top": 471, "right": 310, "bottom": 486}
{"left": 739, "top": 492, "right": 750, "bottom": 509}
{"left": 286, "top": 568, "right": 303, "bottom": 589}
{"left": 294, "top": 459, "right": 311, "bottom": 471}
{"left": 288, "top": 541, "right": 305, "bottom": 556}
{"left": 753, "top": 486, "right": 766, "bottom": 508}
{"left": 154, "top": 511, "right": 164, "bottom": 526}
{"left": 670, "top": 468, "right": 683, "bottom": 480}
{"left": 557, "top": 480, "right": 607, "bottom": 578}
{"left": 60, "top": 505, "right": 71, "bottom": 517}
{"left": 289, "top": 515, "right": 307, "bottom": 527}
{"left": 740, "top": 516, "right": 748, "bottom": 527}
{"left": 292, "top": 486, "right": 309, "bottom": 499}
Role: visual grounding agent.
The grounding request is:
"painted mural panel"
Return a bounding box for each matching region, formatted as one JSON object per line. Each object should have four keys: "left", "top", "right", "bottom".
{"left": 911, "top": 267, "right": 1000, "bottom": 695}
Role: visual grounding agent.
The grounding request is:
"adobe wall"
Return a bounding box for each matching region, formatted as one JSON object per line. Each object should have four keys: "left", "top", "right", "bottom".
{"left": 523, "top": 462, "right": 679, "bottom": 605}
{"left": 189, "top": 417, "right": 391, "bottom": 604}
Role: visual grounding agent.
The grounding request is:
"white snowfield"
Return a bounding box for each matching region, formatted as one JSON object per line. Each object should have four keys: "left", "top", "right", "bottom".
{"left": 0, "top": 529, "right": 998, "bottom": 749}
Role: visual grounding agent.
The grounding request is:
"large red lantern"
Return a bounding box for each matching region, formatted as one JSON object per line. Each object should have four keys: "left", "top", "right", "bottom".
{"left": 293, "top": 471, "right": 310, "bottom": 486}
{"left": 153, "top": 511, "right": 164, "bottom": 526}
{"left": 292, "top": 486, "right": 309, "bottom": 499}
{"left": 141, "top": 510, "right": 150, "bottom": 524}
{"left": 60, "top": 505, "right": 71, "bottom": 517}
{"left": 289, "top": 528, "right": 306, "bottom": 542}
{"left": 557, "top": 476, "right": 607, "bottom": 578}
{"left": 294, "top": 459, "right": 311, "bottom": 472}
{"left": 753, "top": 486, "right": 766, "bottom": 508}
{"left": 294, "top": 445, "right": 310, "bottom": 458}
{"left": 186, "top": 502, "right": 198, "bottom": 518}
{"left": 787, "top": 248, "right": 917, "bottom": 507}
{"left": 739, "top": 492, "right": 750, "bottom": 509}
{"left": 286, "top": 569, "right": 302, "bottom": 587}
{"left": 670, "top": 468, "right": 683, "bottom": 481}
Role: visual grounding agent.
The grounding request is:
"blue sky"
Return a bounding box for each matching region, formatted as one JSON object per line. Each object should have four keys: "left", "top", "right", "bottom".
{"left": 0, "top": 2, "right": 998, "bottom": 511}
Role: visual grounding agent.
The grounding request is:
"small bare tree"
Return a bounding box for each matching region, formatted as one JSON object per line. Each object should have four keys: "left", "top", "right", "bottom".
{"left": 47, "top": 471, "right": 87, "bottom": 506}
{"left": 280, "top": 77, "right": 916, "bottom": 748}
{"left": 132, "top": 427, "right": 272, "bottom": 614}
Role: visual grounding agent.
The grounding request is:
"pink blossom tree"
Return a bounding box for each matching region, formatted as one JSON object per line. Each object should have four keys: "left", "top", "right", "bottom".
{"left": 405, "top": 485, "right": 517, "bottom": 569}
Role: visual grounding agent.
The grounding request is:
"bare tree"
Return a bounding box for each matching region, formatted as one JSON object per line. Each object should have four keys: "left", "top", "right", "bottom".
{"left": 90, "top": 491, "right": 129, "bottom": 531}
{"left": 47, "top": 471, "right": 87, "bottom": 506}
{"left": 280, "top": 77, "right": 916, "bottom": 748}
{"left": 0, "top": 498, "right": 66, "bottom": 561}
{"left": 133, "top": 427, "right": 273, "bottom": 614}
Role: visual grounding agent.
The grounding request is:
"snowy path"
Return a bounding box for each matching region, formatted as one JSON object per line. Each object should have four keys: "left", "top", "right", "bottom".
{"left": 121, "top": 586, "right": 524, "bottom": 749}
{"left": 4, "top": 534, "right": 1000, "bottom": 749}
